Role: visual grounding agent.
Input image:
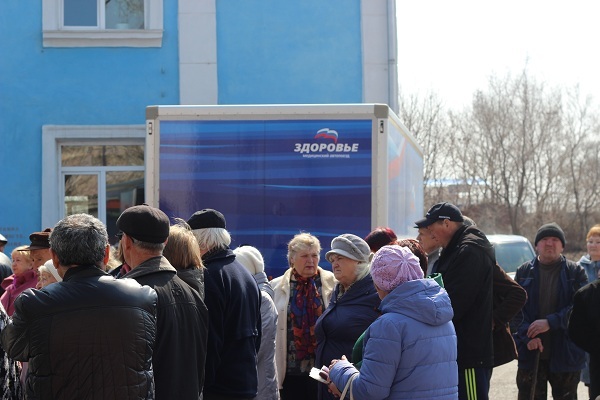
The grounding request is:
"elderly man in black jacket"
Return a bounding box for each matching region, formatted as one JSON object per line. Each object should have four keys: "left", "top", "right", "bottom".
{"left": 114, "top": 204, "right": 209, "bottom": 400}
{"left": 188, "top": 208, "right": 261, "bottom": 400}
{"left": 461, "top": 216, "right": 527, "bottom": 367}
{"left": 0, "top": 213, "right": 158, "bottom": 399}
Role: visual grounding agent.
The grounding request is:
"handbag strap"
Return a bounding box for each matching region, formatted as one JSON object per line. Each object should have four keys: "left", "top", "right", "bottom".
{"left": 339, "top": 372, "right": 358, "bottom": 400}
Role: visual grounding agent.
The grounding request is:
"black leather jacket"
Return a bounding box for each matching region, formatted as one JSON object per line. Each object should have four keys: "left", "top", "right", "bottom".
{"left": 1, "top": 265, "right": 158, "bottom": 400}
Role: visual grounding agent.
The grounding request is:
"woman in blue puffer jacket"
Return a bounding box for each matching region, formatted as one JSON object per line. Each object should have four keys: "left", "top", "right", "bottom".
{"left": 326, "top": 245, "right": 458, "bottom": 399}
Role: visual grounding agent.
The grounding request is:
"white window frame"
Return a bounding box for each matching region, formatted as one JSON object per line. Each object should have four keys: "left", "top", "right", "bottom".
{"left": 61, "top": 170, "right": 101, "bottom": 219}
{"left": 42, "top": 0, "right": 163, "bottom": 47}
{"left": 42, "top": 125, "right": 146, "bottom": 228}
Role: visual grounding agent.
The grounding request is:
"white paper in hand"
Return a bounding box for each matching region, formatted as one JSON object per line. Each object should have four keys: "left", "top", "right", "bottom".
{"left": 309, "top": 367, "right": 329, "bottom": 384}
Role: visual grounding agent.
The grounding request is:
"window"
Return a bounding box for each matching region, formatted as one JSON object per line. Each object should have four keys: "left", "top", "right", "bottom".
{"left": 63, "top": 0, "right": 145, "bottom": 30}
{"left": 42, "top": 0, "right": 163, "bottom": 47}
{"left": 61, "top": 144, "right": 145, "bottom": 244}
{"left": 42, "top": 125, "right": 146, "bottom": 243}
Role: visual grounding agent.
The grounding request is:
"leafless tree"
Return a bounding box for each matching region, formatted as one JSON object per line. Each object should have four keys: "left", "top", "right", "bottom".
{"left": 451, "top": 70, "right": 567, "bottom": 235}
{"left": 561, "top": 87, "right": 600, "bottom": 241}
{"left": 399, "top": 91, "right": 456, "bottom": 207}
{"left": 398, "top": 71, "right": 600, "bottom": 247}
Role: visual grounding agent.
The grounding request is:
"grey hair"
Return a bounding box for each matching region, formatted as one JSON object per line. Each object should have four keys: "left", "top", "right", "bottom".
{"left": 130, "top": 237, "right": 166, "bottom": 252}
{"left": 287, "top": 232, "right": 322, "bottom": 268}
{"left": 462, "top": 216, "right": 476, "bottom": 227}
{"left": 49, "top": 214, "right": 108, "bottom": 268}
{"left": 191, "top": 227, "right": 231, "bottom": 253}
{"left": 355, "top": 260, "right": 370, "bottom": 281}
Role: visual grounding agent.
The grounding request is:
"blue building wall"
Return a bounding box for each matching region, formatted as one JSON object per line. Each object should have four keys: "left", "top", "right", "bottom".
{"left": 216, "top": 0, "right": 363, "bottom": 104}
{"left": 0, "top": 2, "right": 180, "bottom": 249}
{"left": 0, "top": 0, "right": 386, "bottom": 252}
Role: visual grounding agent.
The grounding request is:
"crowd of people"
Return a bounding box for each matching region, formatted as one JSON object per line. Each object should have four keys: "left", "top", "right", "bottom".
{"left": 0, "top": 201, "right": 598, "bottom": 399}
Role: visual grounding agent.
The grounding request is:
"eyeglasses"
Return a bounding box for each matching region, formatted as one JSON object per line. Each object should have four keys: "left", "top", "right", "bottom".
{"left": 116, "top": 232, "right": 124, "bottom": 241}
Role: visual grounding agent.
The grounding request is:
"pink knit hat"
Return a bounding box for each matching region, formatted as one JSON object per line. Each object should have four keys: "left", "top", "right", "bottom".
{"left": 370, "top": 245, "right": 424, "bottom": 292}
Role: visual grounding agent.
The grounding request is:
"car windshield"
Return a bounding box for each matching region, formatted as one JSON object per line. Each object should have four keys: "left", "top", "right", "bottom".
{"left": 494, "top": 242, "right": 536, "bottom": 274}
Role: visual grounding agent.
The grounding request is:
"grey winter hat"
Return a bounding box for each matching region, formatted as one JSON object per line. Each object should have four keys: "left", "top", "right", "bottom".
{"left": 325, "top": 234, "right": 371, "bottom": 263}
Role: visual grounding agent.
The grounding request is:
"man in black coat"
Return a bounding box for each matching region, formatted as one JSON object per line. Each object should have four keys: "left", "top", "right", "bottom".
{"left": 415, "top": 202, "right": 495, "bottom": 400}
{"left": 1, "top": 213, "right": 158, "bottom": 399}
{"left": 188, "top": 208, "right": 261, "bottom": 400}
{"left": 461, "top": 216, "right": 527, "bottom": 367}
{"left": 114, "top": 204, "right": 209, "bottom": 400}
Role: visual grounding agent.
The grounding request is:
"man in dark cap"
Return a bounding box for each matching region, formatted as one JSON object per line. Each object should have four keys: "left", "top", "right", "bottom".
{"left": 22, "top": 228, "right": 53, "bottom": 273}
{"left": 414, "top": 201, "right": 495, "bottom": 400}
{"left": 113, "top": 204, "right": 208, "bottom": 400}
{"left": 514, "top": 222, "right": 587, "bottom": 399}
{"left": 1, "top": 213, "right": 158, "bottom": 399}
{"left": 188, "top": 208, "right": 262, "bottom": 400}
{"left": 21, "top": 228, "right": 54, "bottom": 290}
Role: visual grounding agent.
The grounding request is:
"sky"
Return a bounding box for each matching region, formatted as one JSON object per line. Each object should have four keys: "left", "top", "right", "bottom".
{"left": 396, "top": 1, "right": 600, "bottom": 109}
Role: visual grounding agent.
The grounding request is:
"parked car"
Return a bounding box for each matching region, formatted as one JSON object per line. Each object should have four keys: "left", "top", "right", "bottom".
{"left": 487, "top": 234, "right": 536, "bottom": 278}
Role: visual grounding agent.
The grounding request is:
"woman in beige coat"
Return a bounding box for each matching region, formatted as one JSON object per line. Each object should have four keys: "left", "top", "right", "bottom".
{"left": 271, "top": 233, "right": 336, "bottom": 400}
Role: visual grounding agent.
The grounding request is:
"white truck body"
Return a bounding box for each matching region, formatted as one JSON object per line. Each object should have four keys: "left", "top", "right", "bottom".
{"left": 145, "top": 104, "right": 423, "bottom": 277}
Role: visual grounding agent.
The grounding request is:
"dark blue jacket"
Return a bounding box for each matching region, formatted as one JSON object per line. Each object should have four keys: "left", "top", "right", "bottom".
{"left": 203, "top": 247, "right": 262, "bottom": 398}
{"left": 118, "top": 257, "right": 208, "bottom": 400}
{"left": 315, "top": 273, "right": 380, "bottom": 400}
{"left": 514, "top": 256, "right": 587, "bottom": 372}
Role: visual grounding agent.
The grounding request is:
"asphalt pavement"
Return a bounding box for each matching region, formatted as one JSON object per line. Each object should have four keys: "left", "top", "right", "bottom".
{"left": 490, "top": 360, "right": 588, "bottom": 399}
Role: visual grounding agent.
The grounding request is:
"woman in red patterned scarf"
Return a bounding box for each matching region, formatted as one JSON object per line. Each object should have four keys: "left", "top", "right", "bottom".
{"left": 271, "top": 233, "right": 336, "bottom": 400}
